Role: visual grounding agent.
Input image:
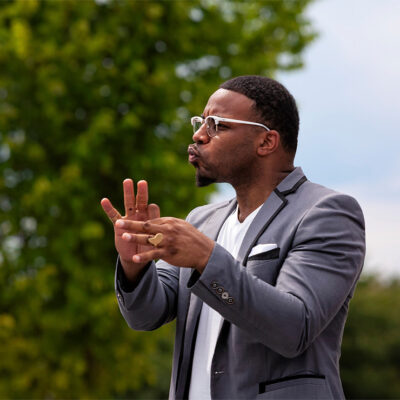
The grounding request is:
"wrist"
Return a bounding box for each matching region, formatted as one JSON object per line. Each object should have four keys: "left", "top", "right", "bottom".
{"left": 120, "top": 257, "right": 148, "bottom": 282}
{"left": 194, "top": 240, "right": 215, "bottom": 274}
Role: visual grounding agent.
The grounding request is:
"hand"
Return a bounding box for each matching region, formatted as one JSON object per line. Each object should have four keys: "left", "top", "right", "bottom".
{"left": 101, "top": 179, "right": 160, "bottom": 281}
{"left": 114, "top": 217, "right": 215, "bottom": 273}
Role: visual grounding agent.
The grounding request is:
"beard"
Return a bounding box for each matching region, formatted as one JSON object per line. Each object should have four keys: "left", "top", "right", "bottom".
{"left": 195, "top": 169, "right": 216, "bottom": 187}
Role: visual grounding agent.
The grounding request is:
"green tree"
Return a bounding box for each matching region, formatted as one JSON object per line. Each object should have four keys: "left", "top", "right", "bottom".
{"left": 0, "top": 0, "right": 315, "bottom": 397}
{"left": 341, "top": 276, "right": 400, "bottom": 399}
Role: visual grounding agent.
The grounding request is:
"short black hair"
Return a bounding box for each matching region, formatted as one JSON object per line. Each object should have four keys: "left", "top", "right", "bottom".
{"left": 220, "top": 75, "right": 299, "bottom": 154}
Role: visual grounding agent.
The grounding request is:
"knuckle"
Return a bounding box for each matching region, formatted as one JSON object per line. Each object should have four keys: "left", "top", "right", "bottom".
{"left": 166, "top": 225, "right": 174, "bottom": 234}
{"left": 169, "top": 247, "right": 178, "bottom": 256}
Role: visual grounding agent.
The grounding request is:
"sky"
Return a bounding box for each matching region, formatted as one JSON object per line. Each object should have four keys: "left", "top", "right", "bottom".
{"left": 210, "top": 0, "right": 400, "bottom": 279}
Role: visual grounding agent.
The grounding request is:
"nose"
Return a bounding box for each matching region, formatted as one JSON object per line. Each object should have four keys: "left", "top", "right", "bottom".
{"left": 192, "top": 123, "right": 210, "bottom": 144}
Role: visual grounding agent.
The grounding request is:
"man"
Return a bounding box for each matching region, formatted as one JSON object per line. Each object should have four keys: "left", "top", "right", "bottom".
{"left": 101, "top": 76, "right": 365, "bottom": 399}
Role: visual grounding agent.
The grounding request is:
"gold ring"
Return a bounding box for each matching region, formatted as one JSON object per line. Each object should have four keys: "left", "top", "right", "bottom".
{"left": 148, "top": 233, "right": 163, "bottom": 247}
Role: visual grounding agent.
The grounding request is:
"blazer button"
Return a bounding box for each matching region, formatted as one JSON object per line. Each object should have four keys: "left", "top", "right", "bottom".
{"left": 211, "top": 282, "right": 218, "bottom": 288}
{"left": 217, "top": 287, "right": 223, "bottom": 294}
{"left": 227, "top": 297, "right": 234, "bottom": 304}
{"left": 221, "top": 292, "right": 229, "bottom": 299}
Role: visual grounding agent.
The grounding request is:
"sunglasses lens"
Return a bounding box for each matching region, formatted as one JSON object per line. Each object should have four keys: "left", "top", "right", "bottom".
{"left": 192, "top": 119, "right": 202, "bottom": 133}
{"left": 206, "top": 117, "right": 217, "bottom": 136}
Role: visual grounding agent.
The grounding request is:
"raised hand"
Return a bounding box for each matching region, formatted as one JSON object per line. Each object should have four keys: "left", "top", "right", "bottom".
{"left": 114, "top": 217, "right": 215, "bottom": 273}
{"left": 101, "top": 179, "right": 160, "bottom": 280}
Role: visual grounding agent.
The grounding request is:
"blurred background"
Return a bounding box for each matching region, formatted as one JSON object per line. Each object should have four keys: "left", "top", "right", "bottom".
{"left": 0, "top": 0, "right": 399, "bottom": 398}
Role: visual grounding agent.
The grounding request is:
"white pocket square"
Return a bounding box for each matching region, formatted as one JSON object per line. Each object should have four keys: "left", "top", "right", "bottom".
{"left": 248, "top": 243, "right": 278, "bottom": 258}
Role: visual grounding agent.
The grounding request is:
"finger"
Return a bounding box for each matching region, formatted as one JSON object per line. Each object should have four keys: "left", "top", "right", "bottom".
{"left": 121, "top": 232, "right": 154, "bottom": 245}
{"left": 115, "top": 219, "right": 162, "bottom": 234}
{"left": 148, "top": 203, "right": 160, "bottom": 220}
{"left": 136, "top": 180, "right": 149, "bottom": 213}
{"left": 143, "top": 217, "right": 168, "bottom": 225}
{"left": 132, "top": 248, "right": 163, "bottom": 264}
{"left": 123, "top": 178, "right": 136, "bottom": 217}
{"left": 101, "top": 198, "right": 122, "bottom": 224}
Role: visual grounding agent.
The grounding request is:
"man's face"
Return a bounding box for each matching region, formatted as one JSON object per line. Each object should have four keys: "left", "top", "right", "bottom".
{"left": 188, "top": 89, "right": 263, "bottom": 187}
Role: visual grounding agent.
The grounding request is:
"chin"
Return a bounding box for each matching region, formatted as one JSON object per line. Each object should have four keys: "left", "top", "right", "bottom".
{"left": 195, "top": 171, "right": 216, "bottom": 187}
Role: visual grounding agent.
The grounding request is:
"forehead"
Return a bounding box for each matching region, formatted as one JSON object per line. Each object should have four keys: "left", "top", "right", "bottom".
{"left": 203, "top": 89, "right": 256, "bottom": 119}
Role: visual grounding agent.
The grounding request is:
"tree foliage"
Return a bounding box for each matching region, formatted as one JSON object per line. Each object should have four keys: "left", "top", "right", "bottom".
{"left": 341, "top": 276, "right": 400, "bottom": 399}
{"left": 0, "top": 0, "right": 315, "bottom": 397}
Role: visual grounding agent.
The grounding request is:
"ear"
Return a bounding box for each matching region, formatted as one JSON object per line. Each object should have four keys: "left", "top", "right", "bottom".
{"left": 256, "top": 130, "right": 280, "bottom": 156}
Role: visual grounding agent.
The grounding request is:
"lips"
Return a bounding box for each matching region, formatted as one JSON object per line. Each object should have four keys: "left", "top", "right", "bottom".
{"left": 188, "top": 144, "right": 200, "bottom": 164}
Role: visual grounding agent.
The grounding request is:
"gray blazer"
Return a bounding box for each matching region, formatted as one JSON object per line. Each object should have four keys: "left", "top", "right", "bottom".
{"left": 115, "top": 167, "right": 365, "bottom": 399}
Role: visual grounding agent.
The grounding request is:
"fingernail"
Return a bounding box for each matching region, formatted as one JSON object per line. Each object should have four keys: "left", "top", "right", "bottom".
{"left": 116, "top": 220, "right": 124, "bottom": 227}
{"left": 133, "top": 255, "right": 141, "bottom": 263}
{"left": 122, "top": 233, "right": 131, "bottom": 240}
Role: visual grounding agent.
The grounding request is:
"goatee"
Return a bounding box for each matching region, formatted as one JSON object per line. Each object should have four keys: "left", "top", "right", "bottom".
{"left": 195, "top": 171, "right": 216, "bottom": 187}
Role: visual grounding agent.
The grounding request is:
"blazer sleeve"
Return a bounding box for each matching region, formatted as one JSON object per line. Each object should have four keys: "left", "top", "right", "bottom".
{"left": 115, "top": 258, "right": 180, "bottom": 331}
{"left": 188, "top": 192, "right": 365, "bottom": 358}
{"left": 114, "top": 208, "right": 198, "bottom": 331}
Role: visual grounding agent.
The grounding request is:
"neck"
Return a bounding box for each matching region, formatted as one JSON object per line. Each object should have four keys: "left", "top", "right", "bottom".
{"left": 234, "top": 165, "right": 294, "bottom": 222}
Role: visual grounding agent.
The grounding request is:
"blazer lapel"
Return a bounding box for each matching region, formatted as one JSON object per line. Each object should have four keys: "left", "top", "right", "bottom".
{"left": 238, "top": 167, "right": 307, "bottom": 266}
{"left": 178, "top": 198, "right": 237, "bottom": 323}
{"left": 175, "top": 199, "right": 237, "bottom": 398}
{"left": 212, "top": 169, "right": 308, "bottom": 382}
{"left": 201, "top": 198, "right": 237, "bottom": 240}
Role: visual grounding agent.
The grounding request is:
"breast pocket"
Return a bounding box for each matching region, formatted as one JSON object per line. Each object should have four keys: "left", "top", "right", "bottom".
{"left": 246, "top": 247, "right": 281, "bottom": 284}
{"left": 247, "top": 247, "right": 280, "bottom": 262}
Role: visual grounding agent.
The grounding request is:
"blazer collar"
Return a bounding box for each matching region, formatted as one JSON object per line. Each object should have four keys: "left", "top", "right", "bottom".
{"left": 275, "top": 166, "right": 307, "bottom": 196}
{"left": 201, "top": 198, "right": 237, "bottom": 241}
{"left": 238, "top": 167, "right": 307, "bottom": 265}
{"left": 193, "top": 167, "right": 307, "bottom": 264}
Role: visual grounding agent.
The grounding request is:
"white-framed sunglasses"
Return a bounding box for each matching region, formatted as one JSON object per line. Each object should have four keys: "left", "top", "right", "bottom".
{"left": 190, "top": 115, "right": 270, "bottom": 138}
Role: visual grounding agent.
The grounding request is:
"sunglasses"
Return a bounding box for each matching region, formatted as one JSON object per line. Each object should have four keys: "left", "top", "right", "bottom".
{"left": 191, "top": 115, "right": 270, "bottom": 138}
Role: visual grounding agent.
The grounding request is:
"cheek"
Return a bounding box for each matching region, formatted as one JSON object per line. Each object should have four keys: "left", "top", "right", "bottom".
{"left": 222, "top": 139, "right": 254, "bottom": 160}
{"left": 212, "top": 136, "right": 238, "bottom": 156}
{"left": 205, "top": 136, "right": 254, "bottom": 168}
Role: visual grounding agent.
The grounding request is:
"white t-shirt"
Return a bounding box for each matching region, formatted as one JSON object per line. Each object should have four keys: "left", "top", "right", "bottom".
{"left": 188, "top": 204, "right": 262, "bottom": 400}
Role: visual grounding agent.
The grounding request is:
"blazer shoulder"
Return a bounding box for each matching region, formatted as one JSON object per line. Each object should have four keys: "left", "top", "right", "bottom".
{"left": 297, "top": 180, "right": 365, "bottom": 228}
{"left": 300, "top": 180, "right": 362, "bottom": 207}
